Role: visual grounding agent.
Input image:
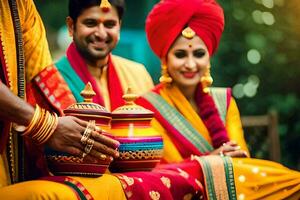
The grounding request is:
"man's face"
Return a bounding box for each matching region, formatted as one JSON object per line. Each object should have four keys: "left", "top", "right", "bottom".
{"left": 67, "top": 6, "right": 121, "bottom": 63}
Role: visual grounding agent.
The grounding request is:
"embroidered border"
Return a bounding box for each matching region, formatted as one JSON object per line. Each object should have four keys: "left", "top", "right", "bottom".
{"left": 210, "top": 88, "right": 227, "bottom": 123}
{"left": 192, "top": 155, "right": 237, "bottom": 200}
{"left": 143, "top": 92, "right": 213, "bottom": 153}
{"left": 64, "top": 177, "right": 94, "bottom": 200}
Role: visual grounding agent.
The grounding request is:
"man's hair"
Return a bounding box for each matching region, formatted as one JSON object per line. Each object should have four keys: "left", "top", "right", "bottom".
{"left": 69, "top": 0, "right": 125, "bottom": 22}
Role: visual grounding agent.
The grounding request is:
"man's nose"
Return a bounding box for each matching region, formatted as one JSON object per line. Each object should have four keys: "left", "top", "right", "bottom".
{"left": 95, "top": 24, "right": 107, "bottom": 38}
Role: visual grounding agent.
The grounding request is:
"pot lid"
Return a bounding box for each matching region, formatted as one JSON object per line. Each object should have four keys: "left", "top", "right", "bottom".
{"left": 112, "top": 87, "right": 153, "bottom": 118}
{"left": 64, "top": 82, "right": 110, "bottom": 117}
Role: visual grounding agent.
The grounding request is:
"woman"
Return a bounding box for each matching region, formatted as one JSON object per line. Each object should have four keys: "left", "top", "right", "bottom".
{"left": 137, "top": 0, "right": 300, "bottom": 199}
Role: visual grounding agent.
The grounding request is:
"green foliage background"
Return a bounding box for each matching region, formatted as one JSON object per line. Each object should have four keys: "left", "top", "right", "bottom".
{"left": 35, "top": 0, "right": 300, "bottom": 170}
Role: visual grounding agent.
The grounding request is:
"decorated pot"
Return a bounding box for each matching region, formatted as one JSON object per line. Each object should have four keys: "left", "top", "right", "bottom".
{"left": 45, "top": 83, "right": 112, "bottom": 176}
{"left": 109, "top": 88, "right": 163, "bottom": 172}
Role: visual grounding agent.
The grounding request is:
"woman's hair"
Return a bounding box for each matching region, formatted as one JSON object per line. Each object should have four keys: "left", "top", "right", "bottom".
{"left": 69, "top": 0, "right": 125, "bottom": 22}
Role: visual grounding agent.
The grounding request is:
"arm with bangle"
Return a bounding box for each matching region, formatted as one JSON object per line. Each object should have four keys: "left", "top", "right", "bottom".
{"left": 0, "top": 83, "right": 119, "bottom": 160}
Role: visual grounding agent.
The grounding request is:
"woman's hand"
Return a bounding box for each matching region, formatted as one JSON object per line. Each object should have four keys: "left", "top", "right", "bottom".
{"left": 45, "top": 116, "right": 120, "bottom": 161}
{"left": 210, "top": 141, "right": 248, "bottom": 158}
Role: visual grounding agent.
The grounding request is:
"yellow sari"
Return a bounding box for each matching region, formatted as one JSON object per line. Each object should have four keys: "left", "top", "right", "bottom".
{"left": 140, "top": 84, "right": 300, "bottom": 200}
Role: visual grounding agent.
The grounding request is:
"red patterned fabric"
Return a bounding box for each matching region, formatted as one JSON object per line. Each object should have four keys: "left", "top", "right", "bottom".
{"left": 118, "top": 158, "right": 204, "bottom": 200}
{"left": 146, "top": 0, "right": 224, "bottom": 57}
{"left": 27, "top": 65, "right": 76, "bottom": 114}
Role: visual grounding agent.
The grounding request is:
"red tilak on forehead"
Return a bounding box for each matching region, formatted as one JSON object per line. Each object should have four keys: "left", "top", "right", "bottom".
{"left": 100, "top": 0, "right": 111, "bottom": 13}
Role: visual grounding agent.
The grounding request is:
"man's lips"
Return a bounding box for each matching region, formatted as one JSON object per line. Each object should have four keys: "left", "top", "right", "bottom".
{"left": 90, "top": 41, "right": 107, "bottom": 49}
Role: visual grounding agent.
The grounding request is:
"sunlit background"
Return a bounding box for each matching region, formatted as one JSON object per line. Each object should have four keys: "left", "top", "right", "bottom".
{"left": 35, "top": 0, "right": 300, "bottom": 170}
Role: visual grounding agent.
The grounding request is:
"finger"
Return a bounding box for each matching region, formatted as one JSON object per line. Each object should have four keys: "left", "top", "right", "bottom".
{"left": 62, "top": 145, "right": 82, "bottom": 157}
{"left": 222, "top": 145, "right": 237, "bottom": 153}
{"left": 87, "top": 150, "right": 114, "bottom": 162}
{"left": 225, "top": 150, "right": 247, "bottom": 158}
{"left": 91, "top": 131, "right": 120, "bottom": 149}
{"left": 225, "top": 141, "right": 238, "bottom": 147}
{"left": 243, "top": 150, "right": 249, "bottom": 157}
{"left": 72, "top": 116, "right": 89, "bottom": 128}
{"left": 91, "top": 142, "right": 119, "bottom": 158}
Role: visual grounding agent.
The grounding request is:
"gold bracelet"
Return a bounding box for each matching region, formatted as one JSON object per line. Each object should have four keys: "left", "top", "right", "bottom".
{"left": 33, "top": 111, "right": 51, "bottom": 142}
{"left": 37, "top": 113, "right": 58, "bottom": 144}
{"left": 21, "top": 105, "right": 42, "bottom": 136}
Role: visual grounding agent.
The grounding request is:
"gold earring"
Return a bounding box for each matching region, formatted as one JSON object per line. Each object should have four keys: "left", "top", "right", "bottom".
{"left": 201, "top": 64, "right": 213, "bottom": 93}
{"left": 159, "top": 63, "right": 172, "bottom": 84}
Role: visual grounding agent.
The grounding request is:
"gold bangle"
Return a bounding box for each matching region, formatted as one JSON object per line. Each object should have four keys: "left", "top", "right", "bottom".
{"left": 26, "top": 108, "right": 45, "bottom": 137}
{"left": 38, "top": 113, "right": 58, "bottom": 144}
{"left": 21, "top": 105, "right": 42, "bottom": 136}
{"left": 34, "top": 111, "right": 52, "bottom": 142}
{"left": 32, "top": 110, "right": 49, "bottom": 140}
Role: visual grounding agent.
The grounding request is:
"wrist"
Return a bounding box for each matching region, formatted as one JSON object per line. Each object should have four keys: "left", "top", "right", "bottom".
{"left": 13, "top": 105, "right": 58, "bottom": 145}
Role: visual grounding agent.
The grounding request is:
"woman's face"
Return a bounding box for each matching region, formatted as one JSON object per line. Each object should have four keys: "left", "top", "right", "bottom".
{"left": 166, "top": 35, "right": 210, "bottom": 89}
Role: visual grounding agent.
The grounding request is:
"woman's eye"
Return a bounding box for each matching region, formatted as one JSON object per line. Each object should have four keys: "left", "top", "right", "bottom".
{"left": 193, "top": 50, "right": 206, "bottom": 58}
{"left": 174, "top": 51, "right": 186, "bottom": 58}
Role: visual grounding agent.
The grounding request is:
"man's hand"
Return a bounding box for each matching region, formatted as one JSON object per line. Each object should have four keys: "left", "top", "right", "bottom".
{"left": 46, "top": 116, "right": 120, "bottom": 161}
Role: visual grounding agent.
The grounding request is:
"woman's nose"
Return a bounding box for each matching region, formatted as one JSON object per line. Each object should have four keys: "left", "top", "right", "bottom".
{"left": 184, "top": 58, "right": 197, "bottom": 70}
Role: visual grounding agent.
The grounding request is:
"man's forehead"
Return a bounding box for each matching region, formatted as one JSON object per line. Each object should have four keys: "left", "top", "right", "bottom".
{"left": 79, "top": 5, "right": 119, "bottom": 20}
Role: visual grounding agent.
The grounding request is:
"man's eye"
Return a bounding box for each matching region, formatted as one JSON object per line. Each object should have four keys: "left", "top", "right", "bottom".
{"left": 174, "top": 51, "right": 186, "bottom": 58}
{"left": 84, "top": 21, "right": 97, "bottom": 27}
{"left": 104, "top": 21, "right": 117, "bottom": 28}
{"left": 193, "top": 50, "right": 206, "bottom": 58}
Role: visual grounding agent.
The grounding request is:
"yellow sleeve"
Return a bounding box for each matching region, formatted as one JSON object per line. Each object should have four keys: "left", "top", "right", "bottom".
{"left": 225, "top": 97, "right": 250, "bottom": 155}
{"left": 151, "top": 118, "right": 183, "bottom": 163}
{"left": 20, "top": 0, "right": 52, "bottom": 82}
{"left": 111, "top": 55, "right": 154, "bottom": 95}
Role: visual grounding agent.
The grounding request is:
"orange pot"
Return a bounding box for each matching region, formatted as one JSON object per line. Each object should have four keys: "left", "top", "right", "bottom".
{"left": 109, "top": 88, "right": 163, "bottom": 172}
{"left": 45, "top": 83, "right": 112, "bottom": 176}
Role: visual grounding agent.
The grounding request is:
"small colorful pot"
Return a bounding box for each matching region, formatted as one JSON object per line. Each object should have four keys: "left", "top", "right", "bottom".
{"left": 109, "top": 88, "right": 163, "bottom": 172}
{"left": 45, "top": 83, "right": 112, "bottom": 176}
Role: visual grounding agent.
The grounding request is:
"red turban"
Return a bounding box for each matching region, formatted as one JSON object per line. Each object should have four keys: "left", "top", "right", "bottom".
{"left": 145, "top": 0, "right": 224, "bottom": 58}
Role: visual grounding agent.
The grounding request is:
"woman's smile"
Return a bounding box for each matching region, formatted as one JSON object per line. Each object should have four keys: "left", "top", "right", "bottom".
{"left": 181, "top": 71, "right": 198, "bottom": 79}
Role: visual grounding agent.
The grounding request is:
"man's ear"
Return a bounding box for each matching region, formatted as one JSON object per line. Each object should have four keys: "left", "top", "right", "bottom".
{"left": 66, "top": 16, "right": 74, "bottom": 37}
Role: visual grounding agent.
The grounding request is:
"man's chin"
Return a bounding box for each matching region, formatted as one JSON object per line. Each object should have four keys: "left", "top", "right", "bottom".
{"left": 91, "top": 53, "right": 109, "bottom": 60}
{"left": 88, "top": 49, "right": 108, "bottom": 58}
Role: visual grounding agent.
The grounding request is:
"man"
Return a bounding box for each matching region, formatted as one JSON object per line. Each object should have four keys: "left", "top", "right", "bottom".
{"left": 29, "top": 0, "right": 154, "bottom": 113}
{"left": 0, "top": 0, "right": 122, "bottom": 199}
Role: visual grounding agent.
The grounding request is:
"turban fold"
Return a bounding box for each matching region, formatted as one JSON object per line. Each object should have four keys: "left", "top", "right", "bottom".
{"left": 145, "top": 0, "right": 224, "bottom": 58}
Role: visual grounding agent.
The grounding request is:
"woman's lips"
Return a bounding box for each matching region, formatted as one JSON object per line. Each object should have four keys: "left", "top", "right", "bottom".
{"left": 181, "top": 71, "right": 198, "bottom": 78}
